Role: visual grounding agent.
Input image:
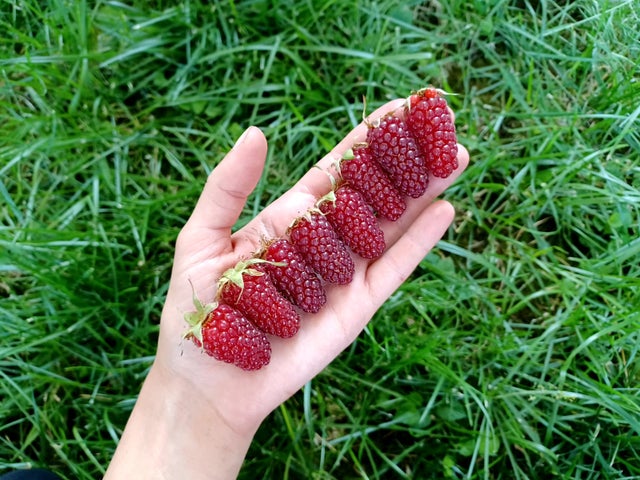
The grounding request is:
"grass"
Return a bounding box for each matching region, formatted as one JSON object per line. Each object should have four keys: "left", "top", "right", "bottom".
{"left": 1, "top": 0, "right": 639, "bottom": 478}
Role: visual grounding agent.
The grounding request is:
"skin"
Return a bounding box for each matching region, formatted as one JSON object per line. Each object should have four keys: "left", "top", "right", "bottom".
{"left": 103, "top": 98, "right": 470, "bottom": 480}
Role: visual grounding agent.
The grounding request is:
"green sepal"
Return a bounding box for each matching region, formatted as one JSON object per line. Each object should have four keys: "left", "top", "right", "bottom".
{"left": 182, "top": 280, "right": 217, "bottom": 348}
{"left": 218, "top": 258, "right": 287, "bottom": 298}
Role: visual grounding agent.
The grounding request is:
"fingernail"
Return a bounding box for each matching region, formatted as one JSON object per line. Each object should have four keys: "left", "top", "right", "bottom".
{"left": 234, "top": 126, "right": 253, "bottom": 147}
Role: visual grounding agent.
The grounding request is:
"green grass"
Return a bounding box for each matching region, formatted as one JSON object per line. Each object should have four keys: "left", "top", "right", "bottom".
{"left": 2, "top": 0, "right": 639, "bottom": 478}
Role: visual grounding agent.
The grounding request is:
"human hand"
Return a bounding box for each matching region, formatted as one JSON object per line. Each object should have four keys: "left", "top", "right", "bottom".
{"left": 105, "top": 98, "right": 469, "bottom": 480}
{"left": 156, "top": 97, "right": 469, "bottom": 428}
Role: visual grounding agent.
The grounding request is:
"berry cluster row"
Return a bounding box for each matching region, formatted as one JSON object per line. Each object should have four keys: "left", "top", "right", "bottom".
{"left": 184, "top": 88, "right": 458, "bottom": 371}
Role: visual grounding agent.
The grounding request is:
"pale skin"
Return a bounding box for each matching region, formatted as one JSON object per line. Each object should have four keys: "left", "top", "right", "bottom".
{"left": 103, "top": 98, "right": 470, "bottom": 480}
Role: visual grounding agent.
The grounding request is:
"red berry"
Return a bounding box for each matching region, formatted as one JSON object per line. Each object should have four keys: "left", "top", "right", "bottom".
{"left": 340, "top": 144, "right": 407, "bottom": 222}
{"left": 184, "top": 297, "right": 271, "bottom": 371}
{"left": 218, "top": 260, "right": 300, "bottom": 338}
{"left": 288, "top": 211, "right": 355, "bottom": 285}
{"left": 262, "top": 238, "right": 327, "bottom": 313}
{"left": 318, "top": 185, "right": 386, "bottom": 259}
{"left": 366, "top": 114, "right": 429, "bottom": 198}
{"left": 405, "top": 88, "right": 458, "bottom": 178}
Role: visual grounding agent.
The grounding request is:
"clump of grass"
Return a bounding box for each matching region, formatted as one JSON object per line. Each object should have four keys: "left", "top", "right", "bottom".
{"left": 1, "top": 0, "right": 639, "bottom": 479}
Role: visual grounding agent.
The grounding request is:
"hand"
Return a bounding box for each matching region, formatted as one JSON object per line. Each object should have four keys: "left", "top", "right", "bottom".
{"left": 105, "top": 98, "right": 469, "bottom": 480}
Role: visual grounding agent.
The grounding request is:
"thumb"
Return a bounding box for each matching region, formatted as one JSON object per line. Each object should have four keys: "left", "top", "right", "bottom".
{"left": 186, "top": 126, "right": 268, "bottom": 235}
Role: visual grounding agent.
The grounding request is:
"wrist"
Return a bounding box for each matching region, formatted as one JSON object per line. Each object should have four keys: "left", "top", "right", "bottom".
{"left": 105, "top": 361, "right": 258, "bottom": 480}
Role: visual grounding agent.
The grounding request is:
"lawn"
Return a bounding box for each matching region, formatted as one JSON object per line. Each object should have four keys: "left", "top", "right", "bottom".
{"left": 1, "top": 0, "right": 639, "bottom": 479}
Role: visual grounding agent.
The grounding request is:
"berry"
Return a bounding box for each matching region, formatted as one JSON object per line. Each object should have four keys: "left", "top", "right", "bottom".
{"left": 340, "top": 144, "right": 407, "bottom": 222}
{"left": 288, "top": 211, "right": 355, "bottom": 285}
{"left": 318, "top": 185, "right": 386, "bottom": 259}
{"left": 184, "top": 293, "right": 271, "bottom": 371}
{"left": 218, "top": 260, "right": 301, "bottom": 338}
{"left": 366, "top": 114, "right": 429, "bottom": 198}
{"left": 405, "top": 88, "right": 458, "bottom": 178}
{"left": 262, "top": 238, "right": 327, "bottom": 313}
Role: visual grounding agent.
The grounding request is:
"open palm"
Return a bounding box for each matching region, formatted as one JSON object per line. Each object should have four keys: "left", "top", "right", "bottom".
{"left": 154, "top": 98, "right": 469, "bottom": 437}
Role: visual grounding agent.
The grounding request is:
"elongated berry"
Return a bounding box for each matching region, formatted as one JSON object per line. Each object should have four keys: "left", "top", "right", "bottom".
{"left": 405, "top": 88, "right": 458, "bottom": 178}
{"left": 289, "top": 211, "right": 355, "bottom": 285}
{"left": 263, "top": 238, "right": 327, "bottom": 313}
{"left": 318, "top": 186, "right": 385, "bottom": 259}
{"left": 184, "top": 294, "right": 271, "bottom": 371}
{"left": 218, "top": 260, "right": 300, "bottom": 338}
{"left": 340, "top": 144, "right": 407, "bottom": 221}
{"left": 366, "top": 114, "right": 429, "bottom": 198}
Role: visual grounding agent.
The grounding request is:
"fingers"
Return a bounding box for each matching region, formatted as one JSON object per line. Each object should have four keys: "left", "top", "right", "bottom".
{"left": 187, "top": 96, "right": 467, "bottom": 265}
{"left": 185, "top": 127, "right": 268, "bottom": 235}
{"left": 365, "top": 199, "right": 455, "bottom": 302}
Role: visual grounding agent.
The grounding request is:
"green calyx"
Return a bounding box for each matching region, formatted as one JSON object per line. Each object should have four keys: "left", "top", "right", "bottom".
{"left": 316, "top": 189, "right": 337, "bottom": 210}
{"left": 218, "top": 257, "right": 287, "bottom": 294}
{"left": 183, "top": 280, "right": 217, "bottom": 346}
{"left": 342, "top": 148, "right": 355, "bottom": 161}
